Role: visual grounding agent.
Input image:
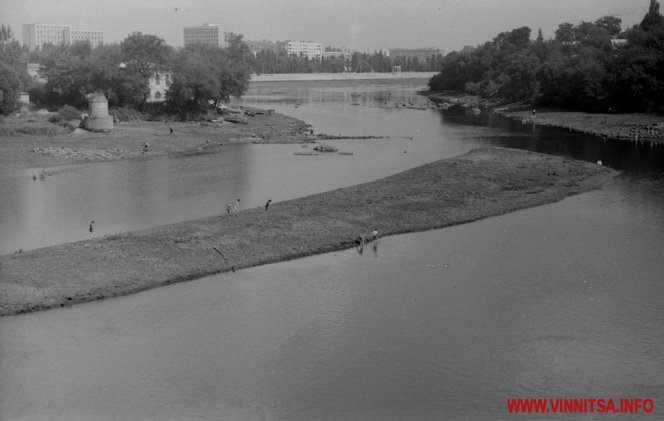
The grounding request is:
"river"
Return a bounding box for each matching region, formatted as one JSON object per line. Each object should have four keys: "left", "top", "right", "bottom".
{"left": 1, "top": 78, "right": 663, "bottom": 420}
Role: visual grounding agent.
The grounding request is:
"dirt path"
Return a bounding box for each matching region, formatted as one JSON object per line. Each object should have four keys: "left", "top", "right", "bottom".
{"left": 0, "top": 147, "right": 616, "bottom": 316}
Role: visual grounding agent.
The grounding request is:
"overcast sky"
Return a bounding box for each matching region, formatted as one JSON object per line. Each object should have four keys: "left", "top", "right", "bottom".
{"left": 1, "top": 0, "right": 648, "bottom": 53}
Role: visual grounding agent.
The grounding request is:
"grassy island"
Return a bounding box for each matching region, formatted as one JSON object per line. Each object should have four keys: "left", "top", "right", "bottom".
{"left": 0, "top": 147, "right": 616, "bottom": 316}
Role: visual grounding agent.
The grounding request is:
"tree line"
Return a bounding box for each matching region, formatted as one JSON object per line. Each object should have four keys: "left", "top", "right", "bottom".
{"left": 428, "top": 0, "right": 664, "bottom": 113}
{"left": 248, "top": 49, "right": 444, "bottom": 74}
{"left": 0, "top": 23, "right": 447, "bottom": 117}
{"left": 0, "top": 29, "right": 251, "bottom": 117}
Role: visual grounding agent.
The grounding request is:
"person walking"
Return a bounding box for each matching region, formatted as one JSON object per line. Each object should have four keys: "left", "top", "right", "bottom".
{"left": 233, "top": 199, "right": 241, "bottom": 216}
{"left": 265, "top": 199, "right": 272, "bottom": 212}
{"left": 89, "top": 220, "right": 95, "bottom": 235}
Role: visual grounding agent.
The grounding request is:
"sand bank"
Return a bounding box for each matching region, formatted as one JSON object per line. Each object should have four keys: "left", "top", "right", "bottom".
{"left": 0, "top": 147, "right": 616, "bottom": 316}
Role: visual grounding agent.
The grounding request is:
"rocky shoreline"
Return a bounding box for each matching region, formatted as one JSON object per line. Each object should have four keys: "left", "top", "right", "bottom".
{"left": 0, "top": 147, "right": 616, "bottom": 316}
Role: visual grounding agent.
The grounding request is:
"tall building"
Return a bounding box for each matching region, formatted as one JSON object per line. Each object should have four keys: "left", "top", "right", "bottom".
{"left": 285, "top": 41, "right": 322, "bottom": 59}
{"left": 22, "top": 24, "right": 103, "bottom": 50}
{"left": 183, "top": 24, "right": 225, "bottom": 48}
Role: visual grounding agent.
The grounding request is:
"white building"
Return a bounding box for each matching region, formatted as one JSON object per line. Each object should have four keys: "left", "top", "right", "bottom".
{"left": 285, "top": 41, "right": 322, "bottom": 58}
{"left": 183, "top": 24, "right": 225, "bottom": 48}
{"left": 147, "top": 71, "right": 172, "bottom": 103}
{"left": 22, "top": 24, "right": 103, "bottom": 50}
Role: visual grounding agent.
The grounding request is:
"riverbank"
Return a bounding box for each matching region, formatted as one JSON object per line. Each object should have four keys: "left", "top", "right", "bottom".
{"left": 0, "top": 111, "right": 314, "bottom": 176}
{"left": 421, "top": 91, "right": 664, "bottom": 144}
{"left": 0, "top": 147, "right": 616, "bottom": 316}
{"left": 498, "top": 109, "right": 664, "bottom": 144}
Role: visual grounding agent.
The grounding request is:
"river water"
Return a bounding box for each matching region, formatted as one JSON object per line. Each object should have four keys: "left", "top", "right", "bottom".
{"left": 1, "top": 79, "right": 663, "bottom": 420}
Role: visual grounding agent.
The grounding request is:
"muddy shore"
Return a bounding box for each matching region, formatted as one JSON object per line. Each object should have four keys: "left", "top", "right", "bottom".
{"left": 0, "top": 147, "right": 616, "bottom": 316}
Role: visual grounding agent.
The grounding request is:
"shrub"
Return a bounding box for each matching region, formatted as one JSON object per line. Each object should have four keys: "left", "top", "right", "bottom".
{"left": 58, "top": 105, "right": 81, "bottom": 121}
{"left": 109, "top": 107, "right": 145, "bottom": 122}
{"left": 48, "top": 114, "right": 64, "bottom": 123}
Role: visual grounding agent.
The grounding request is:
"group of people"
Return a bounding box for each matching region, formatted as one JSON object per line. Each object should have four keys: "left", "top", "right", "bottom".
{"left": 356, "top": 229, "right": 380, "bottom": 254}
{"left": 226, "top": 199, "right": 241, "bottom": 216}
{"left": 225, "top": 198, "right": 273, "bottom": 216}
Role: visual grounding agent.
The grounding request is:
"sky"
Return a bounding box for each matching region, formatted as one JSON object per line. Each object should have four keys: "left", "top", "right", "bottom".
{"left": 0, "top": 0, "right": 649, "bottom": 53}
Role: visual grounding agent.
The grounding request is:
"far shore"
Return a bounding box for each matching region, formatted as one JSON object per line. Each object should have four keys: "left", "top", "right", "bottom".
{"left": 250, "top": 71, "right": 436, "bottom": 83}
{"left": 0, "top": 147, "right": 617, "bottom": 316}
{"left": 422, "top": 91, "right": 664, "bottom": 144}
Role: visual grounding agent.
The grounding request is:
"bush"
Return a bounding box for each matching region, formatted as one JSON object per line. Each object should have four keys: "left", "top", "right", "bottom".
{"left": 58, "top": 105, "right": 82, "bottom": 121}
{"left": 109, "top": 107, "right": 145, "bottom": 122}
{"left": 48, "top": 114, "right": 64, "bottom": 123}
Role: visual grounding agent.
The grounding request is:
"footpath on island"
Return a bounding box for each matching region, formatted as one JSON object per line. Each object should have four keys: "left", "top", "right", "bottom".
{"left": 0, "top": 147, "right": 617, "bottom": 316}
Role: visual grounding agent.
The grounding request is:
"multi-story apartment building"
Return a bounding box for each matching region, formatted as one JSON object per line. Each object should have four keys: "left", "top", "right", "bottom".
{"left": 246, "top": 39, "right": 285, "bottom": 55}
{"left": 285, "top": 41, "right": 322, "bottom": 59}
{"left": 183, "top": 24, "right": 225, "bottom": 48}
{"left": 68, "top": 29, "right": 104, "bottom": 47}
{"left": 321, "top": 47, "right": 352, "bottom": 60}
{"left": 22, "top": 24, "right": 103, "bottom": 50}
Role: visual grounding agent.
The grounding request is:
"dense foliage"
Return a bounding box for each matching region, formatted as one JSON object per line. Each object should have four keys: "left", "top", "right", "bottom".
{"left": 428, "top": 0, "right": 664, "bottom": 113}
{"left": 0, "top": 28, "right": 251, "bottom": 117}
{"left": 0, "top": 25, "right": 28, "bottom": 115}
{"left": 247, "top": 50, "right": 444, "bottom": 74}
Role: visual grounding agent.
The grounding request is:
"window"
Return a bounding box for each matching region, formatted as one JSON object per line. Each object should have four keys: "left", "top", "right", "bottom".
{"left": 155, "top": 92, "right": 161, "bottom": 100}
{"left": 155, "top": 74, "right": 160, "bottom": 85}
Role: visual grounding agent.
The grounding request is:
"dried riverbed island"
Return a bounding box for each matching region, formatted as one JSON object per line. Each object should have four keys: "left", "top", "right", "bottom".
{"left": 0, "top": 147, "right": 617, "bottom": 316}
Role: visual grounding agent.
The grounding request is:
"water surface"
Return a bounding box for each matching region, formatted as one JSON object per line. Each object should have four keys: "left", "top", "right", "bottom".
{"left": 1, "top": 79, "right": 663, "bottom": 420}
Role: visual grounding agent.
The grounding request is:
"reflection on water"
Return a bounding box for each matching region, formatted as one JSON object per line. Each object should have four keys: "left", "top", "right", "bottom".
{"left": 1, "top": 181, "right": 663, "bottom": 420}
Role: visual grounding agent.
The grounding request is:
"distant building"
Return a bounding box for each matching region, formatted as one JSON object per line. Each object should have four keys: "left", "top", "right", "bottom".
{"left": 285, "top": 41, "right": 322, "bottom": 58}
{"left": 389, "top": 48, "right": 443, "bottom": 61}
{"left": 147, "top": 71, "right": 172, "bottom": 103}
{"left": 183, "top": 24, "right": 225, "bottom": 48}
{"left": 322, "top": 47, "right": 352, "bottom": 59}
{"left": 22, "top": 24, "right": 103, "bottom": 50}
{"left": 19, "top": 92, "right": 30, "bottom": 105}
{"left": 610, "top": 38, "right": 628, "bottom": 48}
{"left": 247, "top": 39, "right": 285, "bottom": 55}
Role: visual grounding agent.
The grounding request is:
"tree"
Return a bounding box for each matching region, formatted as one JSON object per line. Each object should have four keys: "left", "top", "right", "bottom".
{"left": 0, "top": 62, "right": 21, "bottom": 115}
{"left": 166, "top": 48, "right": 219, "bottom": 117}
{"left": 120, "top": 32, "right": 172, "bottom": 76}
{"left": 0, "top": 25, "right": 29, "bottom": 91}
{"left": 575, "top": 21, "right": 612, "bottom": 51}
{"left": 595, "top": 16, "right": 623, "bottom": 37}
{"left": 119, "top": 32, "right": 173, "bottom": 108}
{"left": 642, "top": 0, "right": 664, "bottom": 31}
{"left": 224, "top": 33, "right": 250, "bottom": 64}
{"left": 555, "top": 23, "right": 575, "bottom": 43}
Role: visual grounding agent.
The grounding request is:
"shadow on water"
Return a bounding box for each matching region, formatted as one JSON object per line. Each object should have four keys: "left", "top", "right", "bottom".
{"left": 439, "top": 106, "right": 664, "bottom": 175}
